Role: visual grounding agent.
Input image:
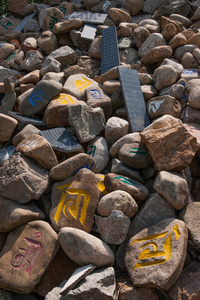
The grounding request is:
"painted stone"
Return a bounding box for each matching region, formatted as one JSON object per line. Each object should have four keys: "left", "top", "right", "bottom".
{"left": 141, "top": 123, "right": 199, "bottom": 171}
{"left": 43, "top": 93, "right": 82, "bottom": 128}
{"left": 0, "top": 153, "right": 49, "bottom": 204}
{"left": 12, "top": 124, "right": 40, "bottom": 146}
{"left": 118, "top": 142, "right": 153, "bottom": 169}
{"left": 20, "top": 50, "right": 44, "bottom": 72}
{"left": 50, "top": 168, "right": 99, "bottom": 232}
{"left": 58, "top": 227, "right": 114, "bottom": 267}
{"left": 153, "top": 171, "right": 189, "bottom": 210}
{"left": 49, "top": 153, "right": 96, "bottom": 181}
{"left": 39, "top": 7, "right": 64, "bottom": 31}
{"left": 0, "top": 220, "right": 59, "bottom": 294}
{"left": 111, "top": 158, "right": 143, "bottom": 183}
{"left": 0, "top": 195, "right": 45, "bottom": 232}
{"left": 86, "top": 136, "right": 109, "bottom": 173}
{"left": 125, "top": 218, "right": 188, "bottom": 289}
{"left": 16, "top": 134, "right": 58, "bottom": 170}
{"left": 18, "top": 80, "right": 62, "bottom": 117}
{"left": 104, "top": 173, "right": 149, "bottom": 202}
{"left": 95, "top": 174, "right": 108, "bottom": 199}
{"left": 63, "top": 73, "right": 99, "bottom": 101}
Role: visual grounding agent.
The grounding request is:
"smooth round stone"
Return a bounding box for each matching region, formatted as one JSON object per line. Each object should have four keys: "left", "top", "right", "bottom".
{"left": 117, "top": 23, "right": 132, "bottom": 39}
{"left": 186, "top": 79, "right": 200, "bottom": 109}
{"left": 97, "top": 190, "right": 138, "bottom": 218}
{"left": 18, "top": 70, "right": 40, "bottom": 85}
{"left": 105, "top": 116, "right": 129, "bottom": 146}
{"left": 182, "top": 29, "right": 195, "bottom": 40}
{"left": 174, "top": 44, "right": 198, "bottom": 61}
{"left": 138, "top": 73, "right": 152, "bottom": 85}
{"left": 115, "top": 106, "right": 127, "bottom": 117}
{"left": 138, "top": 33, "right": 166, "bottom": 58}
{"left": 162, "top": 23, "right": 177, "bottom": 42}
{"left": 104, "top": 173, "right": 149, "bottom": 202}
{"left": 22, "top": 37, "right": 37, "bottom": 51}
{"left": 133, "top": 26, "right": 150, "bottom": 49}
{"left": 118, "top": 37, "right": 134, "bottom": 49}
{"left": 42, "top": 72, "right": 65, "bottom": 84}
{"left": 153, "top": 65, "right": 177, "bottom": 91}
{"left": 181, "top": 52, "right": 199, "bottom": 69}
{"left": 141, "top": 85, "right": 158, "bottom": 100}
{"left": 111, "top": 158, "right": 143, "bottom": 183}
{"left": 125, "top": 0, "right": 144, "bottom": 16}
{"left": 37, "top": 30, "right": 57, "bottom": 55}
{"left": 86, "top": 136, "right": 109, "bottom": 173}
{"left": 0, "top": 114, "right": 18, "bottom": 143}
{"left": 108, "top": 8, "right": 131, "bottom": 25}
{"left": 103, "top": 80, "right": 121, "bottom": 95}
{"left": 142, "top": 45, "right": 173, "bottom": 65}
{"left": 193, "top": 48, "right": 200, "bottom": 64}
{"left": 118, "top": 142, "right": 153, "bottom": 169}
{"left": 169, "top": 33, "right": 187, "bottom": 50}
{"left": 161, "top": 58, "right": 183, "bottom": 77}
{"left": 159, "top": 84, "right": 185, "bottom": 101}
{"left": 53, "top": 19, "right": 82, "bottom": 34}
{"left": 58, "top": 227, "right": 114, "bottom": 267}
{"left": 153, "top": 171, "right": 189, "bottom": 210}
{"left": 0, "top": 42, "right": 15, "bottom": 60}
{"left": 49, "top": 153, "right": 96, "bottom": 181}
{"left": 109, "top": 132, "right": 141, "bottom": 158}
{"left": 169, "top": 13, "right": 192, "bottom": 28}
{"left": 88, "top": 37, "right": 102, "bottom": 60}
{"left": 147, "top": 95, "right": 181, "bottom": 120}
{"left": 188, "top": 33, "right": 200, "bottom": 48}
{"left": 138, "top": 19, "right": 159, "bottom": 33}
{"left": 95, "top": 210, "right": 131, "bottom": 245}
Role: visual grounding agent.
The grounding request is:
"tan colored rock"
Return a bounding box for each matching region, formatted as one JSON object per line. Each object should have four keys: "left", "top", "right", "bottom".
{"left": 105, "top": 116, "right": 129, "bottom": 146}
{"left": 188, "top": 33, "right": 200, "bottom": 47}
{"left": 162, "top": 23, "right": 177, "bottom": 42}
{"left": 12, "top": 124, "right": 40, "bottom": 146}
{"left": 50, "top": 168, "right": 99, "bottom": 232}
{"left": 117, "top": 24, "right": 132, "bottom": 39}
{"left": 88, "top": 37, "right": 102, "bottom": 60}
{"left": 169, "top": 13, "right": 192, "bottom": 28}
{"left": 153, "top": 65, "right": 177, "bottom": 91}
{"left": 103, "top": 80, "right": 121, "bottom": 95}
{"left": 39, "top": 7, "right": 64, "bottom": 31}
{"left": 138, "top": 33, "right": 166, "bottom": 58}
{"left": 0, "top": 220, "right": 59, "bottom": 294}
{"left": 181, "top": 52, "right": 199, "bottom": 69}
{"left": 58, "top": 227, "right": 114, "bottom": 267}
{"left": 169, "top": 33, "right": 187, "bottom": 50}
{"left": 147, "top": 95, "right": 181, "bottom": 120}
{"left": 0, "top": 113, "right": 18, "bottom": 143}
{"left": 37, "top": 30, "right": 57, "bottom": 55}
{"left": 18, "top": 70, "right": 40, "bottom": 85}
{"left": 0, "top": 42, "right": 15, "bottom": 60}
{"left": 125, "top": 0, "right": 144, "bottom": 16}
{"left": 49, "top": 153, "right": 95, "bottom": 181}
{"left": 53, "top": 19, "right": 82, "bottom": 34}
{"left": 133, "top": 26, "right": 150, "bottom": 49}
{"left": 142, "top": 45, "right": 173, "bottom": 65}
{"left": 58, "top": 1, "right": 74, "bottom": 16}
{"left": 125, "top": 218, "right": 188, "bottom": 289}
{"left": 108, "top": 8, "right": 131, "bottom": 26}
{"left": 8, "top": 0, "right": 28, "bottom": 16}
{"left": 141, "top": 85, "right": 158, "bottom": 100}
{"left": 186, "top": 79, "right": 200, "bottom": 109}
{"left": 16, "top": 134, "right": 58, "bottom": 170}
{"left": 141, "top": 123, "right": 199, "bottom": 171}
{"left": 97, "top": 190, "right": 138, "bottom": 218}
{"left": 138, "top": 73, "right": 152, "bottom": 85}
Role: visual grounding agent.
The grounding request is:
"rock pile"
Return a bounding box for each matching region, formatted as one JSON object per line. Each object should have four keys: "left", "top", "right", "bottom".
{"left": 0, "top": 0, "right": 200, "bottom": 299}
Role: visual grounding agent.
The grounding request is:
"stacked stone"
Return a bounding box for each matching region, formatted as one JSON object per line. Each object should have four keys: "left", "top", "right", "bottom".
{"left": 0, "top": 0, "right": 200, "bottom": 299}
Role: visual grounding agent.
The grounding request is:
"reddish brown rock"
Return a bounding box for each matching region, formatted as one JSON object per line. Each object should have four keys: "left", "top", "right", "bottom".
{"left": 0, "top": 113, "right": 18, "bottom": 143}
{"left": 141, "top": 123, "right": 199, "bottom": 171}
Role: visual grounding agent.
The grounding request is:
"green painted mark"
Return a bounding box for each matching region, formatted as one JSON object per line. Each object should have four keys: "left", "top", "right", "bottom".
{"left": 114, "top": 176, "right": 139, "bottom": 186}
{"left": 129, "top": 147, "right": 147, "bottom": 155}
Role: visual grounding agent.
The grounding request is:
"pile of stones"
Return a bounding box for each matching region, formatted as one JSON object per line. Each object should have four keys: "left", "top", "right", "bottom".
{"left": 0, "top": 0, "right": 200, "bottom": 299}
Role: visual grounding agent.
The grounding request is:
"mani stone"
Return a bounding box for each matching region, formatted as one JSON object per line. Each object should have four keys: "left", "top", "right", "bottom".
{"left": 20, "top": 50, "right": 44, "bottom": 72}
{"left": 48, "top": 45, "right": 78, "bottom": 67}
{"left": 141, "top": 123, "right": 199, "bottom": 171}
{"left": 0, "top": 152, "right": 49, "bottom": 204}
{"left": 118, "top": 142, "right": 153, "bottom": 169}
{"left": 16, "top": 134, "right": 58, "bottom": 170}
{"left": 179, "top": 202, "right": 200, "bottom": 248}
{"left": 0, "top": 113, "right": 18, "bottom": 143}
{"left": 95, "top": 210, "right": 131, "bottom": 245}
{"left": 147, "top": 95, "right": 181, "bottom": 120}
{"left": 86, "top": 136, "right": 109, "bottom": 173}
{"left": 58, "top": 227, "right": 114, "bottom": 267}
{"left": 116, "top": 192, "right": 176, "bottom": 270}
{"left": 153, "top": 171, "right": 189, "bottom": 210}
{"left": 39, "top": 7, "right": 64, "bottom": 31}
{"left": 0, "top": 195, "right": 45, "bottom": 232}
{"left": 125, "top": 218, "right": 188, "bottom": 290}
{"left": 12, "top": 124, "right": 40, "bottom": 146}
{"left": 50, "top": 168, "right": 99, "bottom": 232}
{"left": 104, "top": 173, "right": 149, "bottom": 202}
{"left": 63, "top": 73, "right": 99, "bottom": 101}
{"left": 18, "top": 80, "right": 62, "bottom": 117}
{"left": 65, "top": 267, "right": 116, "bottom": 299}
{"left": 68, "top": 104, "right": 105, "bottom": 143}
{"left": 0, "top": 220, "right": 59, "bottom": 294}
{"left": 111, "top": 158, "right": 143, "bottom": 183}
{"left": 97, "top": 190, "right": 138, "bottom": 218}
{"left": 43, "top": 93, "right": 82, "bottom": 128}
{"left": 49, "top": 153, "right": 96, "bottom": 181}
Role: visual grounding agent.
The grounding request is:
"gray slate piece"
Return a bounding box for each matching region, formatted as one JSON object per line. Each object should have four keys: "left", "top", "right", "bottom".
{"left": 8, "top": 111, "right": 45, "bottom": 126}
{"left": 68, "top": 11, "right": 107, "bottom": 24}
{"left": 118, "top": 67, "right": 150, "bottom": 132}
{"left": 101, "top": 25, "right": 120, "bottom": 75}
{"left": 81, "top": 24, "right": 97, "bottom": 41}
{"left": 40, "top": 126, "right": 82, "bottom": 153}
{"left": 13, "top": 13, "right": 36, "bottom": 32}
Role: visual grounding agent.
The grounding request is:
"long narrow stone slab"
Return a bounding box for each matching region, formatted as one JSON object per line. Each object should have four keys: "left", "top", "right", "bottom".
{"left": 69, "top": 11, "right": 107, "bottom": 24}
